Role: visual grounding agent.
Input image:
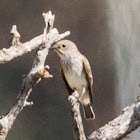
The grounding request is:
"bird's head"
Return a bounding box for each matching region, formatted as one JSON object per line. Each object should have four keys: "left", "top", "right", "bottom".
{"left": 49, "top": 40, "right": 79, "bottom": 58}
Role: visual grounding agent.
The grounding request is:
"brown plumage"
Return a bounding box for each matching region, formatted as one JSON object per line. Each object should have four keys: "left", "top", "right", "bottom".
{"left": 50, "top": 40, "right": 95, "bottom": 120}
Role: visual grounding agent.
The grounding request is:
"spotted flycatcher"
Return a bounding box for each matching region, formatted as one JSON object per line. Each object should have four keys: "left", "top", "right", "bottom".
{"left": 50, "top": 40, "right": 95, "bottom": 120}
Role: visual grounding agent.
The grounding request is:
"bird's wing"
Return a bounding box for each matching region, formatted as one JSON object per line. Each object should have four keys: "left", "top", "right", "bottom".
{"left": 60, "top": 67, "right": 73, "bottom": 95}
{"left": 82, "top": 55, "right": 93, "bottom": 103}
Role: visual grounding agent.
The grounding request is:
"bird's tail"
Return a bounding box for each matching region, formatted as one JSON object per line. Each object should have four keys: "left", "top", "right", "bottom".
{"left": 83, "top": 104, "right": 95, "bottom": 120}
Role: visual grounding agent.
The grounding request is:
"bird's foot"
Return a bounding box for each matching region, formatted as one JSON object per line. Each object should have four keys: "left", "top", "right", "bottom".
{"left": 68, "top": 91, "right": 79, "bottom": 106}
{"left": 68, "top": 95, "right": 77, "bottom": 106}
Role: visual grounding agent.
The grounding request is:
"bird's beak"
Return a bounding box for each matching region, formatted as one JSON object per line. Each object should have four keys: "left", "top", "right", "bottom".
{"left": 49, "top": 46, "right": 55, "bottom": 50}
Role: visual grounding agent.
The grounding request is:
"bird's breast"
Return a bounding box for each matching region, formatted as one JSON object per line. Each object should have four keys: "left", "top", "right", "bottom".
{"left": 61, "top": 57, "right": 87, "bottom": 91}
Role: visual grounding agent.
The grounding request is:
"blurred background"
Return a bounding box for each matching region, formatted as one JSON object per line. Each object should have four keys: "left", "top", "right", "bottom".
{"left": 0, "top": 0, "right": 140, "bottom": 140}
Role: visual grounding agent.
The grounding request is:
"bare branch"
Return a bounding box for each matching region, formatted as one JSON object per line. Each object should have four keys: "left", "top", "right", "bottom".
{"left": 68, "top": 92, "right": 140, "bottom": 140}
{"left": 0, "top": 11, "right": 70, "bottom": 140}
{"left": 68, "top": 91, "right": 86, "bottom": 140}
{"left": 0, "top": 12, "right": 70, "bottom": 64}
{"left": 87, "top": 98, "right": 140, "bottom": 140}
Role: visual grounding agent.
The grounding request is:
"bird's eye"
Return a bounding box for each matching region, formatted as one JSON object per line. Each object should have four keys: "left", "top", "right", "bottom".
{"left": 62, "top": 45, "right": 66, "bottom": 48}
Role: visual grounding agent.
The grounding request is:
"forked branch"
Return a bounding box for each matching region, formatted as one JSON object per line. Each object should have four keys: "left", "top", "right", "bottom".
{"left": 0, "top": 12, "right": 70, "bottom": 64}
{"left": 0, "top": 11, "right": 70, "bottom": 140}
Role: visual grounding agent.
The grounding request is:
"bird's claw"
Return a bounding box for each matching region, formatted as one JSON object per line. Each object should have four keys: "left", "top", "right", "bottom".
{"left": 68, "top": 95, "right": 78, "bottom": 106}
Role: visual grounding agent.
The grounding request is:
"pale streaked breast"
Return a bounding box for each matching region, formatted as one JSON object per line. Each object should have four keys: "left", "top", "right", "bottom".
{"left": 61, "top": 57, "right": 87, "bottom": 93}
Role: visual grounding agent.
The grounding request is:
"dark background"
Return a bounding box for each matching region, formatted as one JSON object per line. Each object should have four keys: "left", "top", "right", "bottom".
{"left": 0, "top": 0, "right": 140, "bottom": 140}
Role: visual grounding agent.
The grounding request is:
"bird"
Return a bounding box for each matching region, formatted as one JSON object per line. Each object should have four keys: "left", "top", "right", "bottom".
{"left": 49, "top": 40, "right": 95, "bottom": 120}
